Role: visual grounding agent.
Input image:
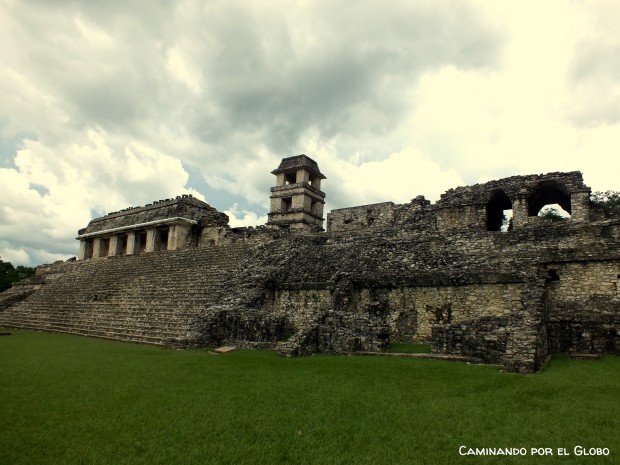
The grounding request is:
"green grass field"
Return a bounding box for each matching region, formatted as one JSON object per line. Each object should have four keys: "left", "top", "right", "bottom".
{"left": 1, "top": 329, "right": 618, "bottom": 465}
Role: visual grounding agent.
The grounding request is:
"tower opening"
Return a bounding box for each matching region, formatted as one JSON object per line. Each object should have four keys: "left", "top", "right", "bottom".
{"left": 281, "top": 197, "right": 292, "bottom": 213}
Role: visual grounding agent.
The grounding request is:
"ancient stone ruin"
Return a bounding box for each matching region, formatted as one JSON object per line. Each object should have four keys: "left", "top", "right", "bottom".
{"left": 1, "top": 154, "right": 619, "bottom": 373}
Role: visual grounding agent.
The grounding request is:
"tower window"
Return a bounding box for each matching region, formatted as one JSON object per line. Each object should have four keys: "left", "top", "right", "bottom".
{"left": 281, "top": 197, "right": 292, "bottom": 213}
{"left": 311, "top": 200, "right": 322, "bottom": 216}
{"left": 284, "top": 173, "right": 296, "bottom": 185}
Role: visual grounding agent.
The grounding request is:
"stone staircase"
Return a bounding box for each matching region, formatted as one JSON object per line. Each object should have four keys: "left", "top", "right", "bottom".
{"left": 0, "top": 244, "right": 247, "bottom": 345}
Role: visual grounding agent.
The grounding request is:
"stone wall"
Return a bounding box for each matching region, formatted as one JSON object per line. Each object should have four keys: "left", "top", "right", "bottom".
{"left": 328, "top": 171, "right": 593, "bottom": 234}
{"left": 327, "top": 202, "right": 395, "bottom": 232}
{"left": 385, "top": 282, "right": 525, "bottom": 342}
{"left": 1, "top": 169, "right": 619, "bottom": 374}
{"left": 178, "top": 214, "right": 619, "bottom": 372}
{"left": 546, "top": 260, "right": 620, "bottom": 353}
{"left": 431, "top": 275, "right": 549, "bottom": 373}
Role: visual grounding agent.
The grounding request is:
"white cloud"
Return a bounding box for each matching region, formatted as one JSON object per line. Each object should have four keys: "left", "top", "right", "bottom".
{"left": 0, "top": 246, "right": 30, "bottom": 266}
{"left": 225, "top": 204, "right": 268, "bottom": 228}
{"left": 0, "top": 0, "right": 619, "bottom": 267}
{"left": 0, "top": 130, "right": 200, "bottom": 265}
{"left": 299, "top": 137, "right": 465, "bottom": 210}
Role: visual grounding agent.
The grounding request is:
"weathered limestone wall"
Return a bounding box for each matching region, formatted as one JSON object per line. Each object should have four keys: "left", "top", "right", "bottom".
{"left": 188, "top": 214, "right": 619, "bottom": 372}
{"left": 268, "top": 282, "right": 532, "bottom": 366}
{"left": 435, "top": 205, "right": 486, "bottom": 231}
{"left": 327, "top": 202, "right": 395, "bottom": 232}
{"left": 384, "top": 283, "right": 524, "bottom": 342}
{"left": 546, "top": 260, "right": 620, "bottom": 354}
{"left": 431, "top": 275, "right": 549, "bottom": 372}
{"left": 328, "top": 171, "right": 593, "bottom": 234}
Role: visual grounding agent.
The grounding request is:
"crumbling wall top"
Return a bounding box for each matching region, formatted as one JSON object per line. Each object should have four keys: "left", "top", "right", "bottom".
{"left": 80, "top": 195, "right": 228, "bottom": 235}
{"left": 438, "top": 171, "right": 589, "bottom": 207}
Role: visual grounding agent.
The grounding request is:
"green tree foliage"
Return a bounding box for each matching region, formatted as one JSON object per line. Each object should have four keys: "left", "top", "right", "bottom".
{"left": 591, "top": 190, "right": 620, "bottom": 208}
{"left": 0, "top": 258, "right": 36, "bottom": 292}
{"left": 539, "top": 207, "right": 566, "bottom": 222}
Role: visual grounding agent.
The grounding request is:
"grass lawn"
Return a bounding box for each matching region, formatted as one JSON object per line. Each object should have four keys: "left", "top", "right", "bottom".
{"left": 1, "top": 329, "right": 618, "bottom": 465}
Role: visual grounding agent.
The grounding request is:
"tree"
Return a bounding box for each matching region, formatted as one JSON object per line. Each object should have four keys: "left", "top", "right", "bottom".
{"left": 539, "top": 207, "right": 565, "bottom": 222}
{"left": 591, "top": 190, "right": 620, "bottom": 209}
{"left": 500, "top": 213, "right": 513, "bottom": 231}
{"left": 0, "top": 258, "right": 35, "bottom": 292}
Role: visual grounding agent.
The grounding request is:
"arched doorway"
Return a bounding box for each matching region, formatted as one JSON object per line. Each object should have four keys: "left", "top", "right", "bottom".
{"left": 528, "top": 181, "right": 571, "bottom": 218}
{"left": 486, "top": 190, "right": 513, "bottom": 231}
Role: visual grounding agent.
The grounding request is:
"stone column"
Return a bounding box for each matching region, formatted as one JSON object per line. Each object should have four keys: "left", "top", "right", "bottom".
{"left": 78, "top": 240, "right": 93, "bottom": 260}
{"left": 109, "top": 235, "right": 123, "bottom": 256}
{"left": 511, "top": 195, "right": 529, "bottom": 229}
{"left": 126, "top": 231, "right": 137, "bottom": 255}
{"left": 168, "top": 223, "right": 191, "bottom": 250}
{"left": 145, "top": 228, "right": 157, "bottom": 253}
{"left": 292, "top": 193, "right": 305, "bottom": 210}
{"left": 92, "top": 238, "right": 104, "bottom": 258}
{"left": 296, "top": 168, "right": 310, "bottom": 183}
{"left": 571, "top": 191, "right": 590, "bottom": 222}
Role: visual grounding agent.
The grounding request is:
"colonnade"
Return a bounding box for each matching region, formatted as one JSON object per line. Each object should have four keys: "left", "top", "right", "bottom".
{"left": 77, "top": 220, "right": 194, "bottom": 260}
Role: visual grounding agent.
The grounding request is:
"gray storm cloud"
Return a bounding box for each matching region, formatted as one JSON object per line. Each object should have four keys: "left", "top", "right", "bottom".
{"left": 0, "top": 0, "right": 618, "bottom": 265}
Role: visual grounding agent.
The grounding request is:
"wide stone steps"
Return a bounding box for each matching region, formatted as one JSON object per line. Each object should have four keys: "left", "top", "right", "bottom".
{"left": 1, "top": 319, "right": 184, "bottom": 341}
{"left": 0, "top": 244, "right": 249, "bottom": 345}
{"left": 7, "top": 323, "right": 170, "bottom": 346}
{"left": 1, "top": 303, "right": 202, "bottom": 323}
{"left": 0, "top": 312, "right": 195, "bottom": 330}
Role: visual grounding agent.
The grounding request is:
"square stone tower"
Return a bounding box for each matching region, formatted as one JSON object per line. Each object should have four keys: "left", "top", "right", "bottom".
{"left": 266, "top": 155, "right": 326, "bottom": 231}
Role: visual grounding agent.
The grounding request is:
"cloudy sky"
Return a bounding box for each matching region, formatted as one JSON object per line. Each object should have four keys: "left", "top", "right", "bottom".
{"left": 1, "top": 0, "right": 619, "bottom": 266}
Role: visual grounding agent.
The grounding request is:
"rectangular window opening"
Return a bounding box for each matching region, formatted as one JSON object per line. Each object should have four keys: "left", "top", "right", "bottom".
{"left": 137, "top": 231, "right": 147, "bottom": 254}
{"left": 120, "top": 235, "right": 128, "bottom": 256}
{"left": 281, "top": 197, "right": 292, "bottom": 213}
{"left": 99, "top": 238, "right": 110, "bottom": 257}
{"left": 158, "top": 227, "right": 169, "bottom": 251}
{"left": 84, "top": 239, "right": 93, "bottom": 259}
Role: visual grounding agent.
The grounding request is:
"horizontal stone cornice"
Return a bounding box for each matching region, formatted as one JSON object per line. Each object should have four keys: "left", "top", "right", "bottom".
{"left": 76, "top": 217, "right": 197, "bottom": 240}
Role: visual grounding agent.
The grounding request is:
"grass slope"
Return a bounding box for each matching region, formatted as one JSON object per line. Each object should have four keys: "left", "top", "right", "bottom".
{"left": 0, "top": 329, "right": 618, "bottom": 465}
